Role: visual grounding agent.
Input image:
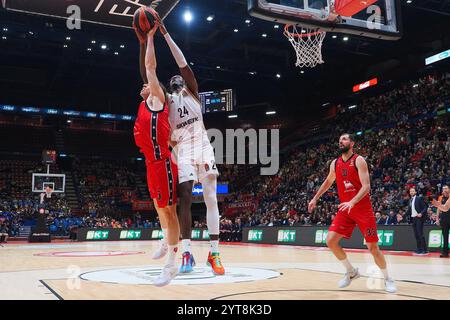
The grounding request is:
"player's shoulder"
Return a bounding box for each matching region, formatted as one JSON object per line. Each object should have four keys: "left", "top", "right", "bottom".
{"left": 354, "top": 154, "right": 368, "bottom": 167}
{"left": 330, "top": 158, "right": 338, "bottom": 170}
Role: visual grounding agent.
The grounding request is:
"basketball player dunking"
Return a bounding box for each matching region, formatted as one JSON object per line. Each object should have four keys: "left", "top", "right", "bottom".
{"left": 308, "top": 134, "right": 396, "bottom": 293}
{"left": 151, "top": 13, "right": 225, "bottom": 275}
{"left": 134, "top": 23, "right": 180, "bottom": 286}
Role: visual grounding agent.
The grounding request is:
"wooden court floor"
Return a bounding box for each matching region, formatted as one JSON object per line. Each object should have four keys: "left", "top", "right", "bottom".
{"left": 0, "top": 241, "right": 449, "bottom": 300}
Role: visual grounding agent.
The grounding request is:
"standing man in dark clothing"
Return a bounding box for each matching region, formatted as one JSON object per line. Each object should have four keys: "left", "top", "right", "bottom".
{"left": 432, "top": 185, "right": 450, "bottom": 258}
{"left": 406, "top": 187, "right": 428, "bottom": 254}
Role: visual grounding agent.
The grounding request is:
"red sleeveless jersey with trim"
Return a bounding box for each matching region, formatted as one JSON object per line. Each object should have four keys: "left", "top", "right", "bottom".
{"left": 134, "top": 100, "right": 171, "bottom": 162}
{"left": 335, "top": 154, "right": 372, "bottom": 209}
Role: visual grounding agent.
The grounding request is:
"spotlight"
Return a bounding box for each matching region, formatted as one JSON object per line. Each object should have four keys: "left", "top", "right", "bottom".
{"left": 228, "top": 114, "right": 238, "bottom": 119}
{"left": 207, "top": 15, "right": 214, "bottom": 22}
{"left": 183, "top": 10, "right": 193, "bottom": 23}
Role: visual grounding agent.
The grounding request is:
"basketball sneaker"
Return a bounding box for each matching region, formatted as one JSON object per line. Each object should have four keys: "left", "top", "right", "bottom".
{"left": 152, "top": 240, "right": 168, "bottom": 260}
{"left": 338, "top": 268, "right": 360, "bottom": 288}
{"left": 179, "top": 251, "right": 196, "bottom": 273}
{"left": 207, "top": 252, "right": 225, "bottom": 275}
{"left": 384, "top": 278, "right": 397, "bottom": 293}
{"left": 153, "top": 264, "right": 178, "bottom": 287}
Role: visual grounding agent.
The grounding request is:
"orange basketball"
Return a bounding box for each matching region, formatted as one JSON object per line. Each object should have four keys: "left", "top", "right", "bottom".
{"left": 133, "top": 6, "right": 157, "bottom": 34}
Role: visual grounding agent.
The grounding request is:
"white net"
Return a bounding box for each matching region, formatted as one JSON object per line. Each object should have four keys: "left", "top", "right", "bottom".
{"left": 284, "top": 25, "right": 326, "bottom": 68}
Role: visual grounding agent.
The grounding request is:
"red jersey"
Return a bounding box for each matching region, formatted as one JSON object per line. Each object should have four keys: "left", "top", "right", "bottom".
{"left": 134, "top": 100, "right": 171, "bottom": 162}
{"left": 335, "top": 153, "right": 372, "bottom": 209}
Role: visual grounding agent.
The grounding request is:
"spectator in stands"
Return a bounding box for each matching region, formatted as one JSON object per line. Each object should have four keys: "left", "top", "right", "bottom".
{"left": 385, "top": 210, "right": 398, "bottom": 225}
{"left": 0, "top": 220, "right": 9, "bottom": 242}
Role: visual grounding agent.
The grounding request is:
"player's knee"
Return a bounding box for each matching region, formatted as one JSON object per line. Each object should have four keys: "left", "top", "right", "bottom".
{"left": 326, "top": 236, "right": 338, "bottom": 248}
{"left": 178, "top": 184, "right": 192, "bottom": 200}
{"left": 367, "top": 243, "right": 380, "bottom": 255}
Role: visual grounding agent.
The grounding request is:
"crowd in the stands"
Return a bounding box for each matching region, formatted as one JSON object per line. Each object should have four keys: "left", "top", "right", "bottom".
{"left": 220, "top": 73, "right": 449, "bottom": 233}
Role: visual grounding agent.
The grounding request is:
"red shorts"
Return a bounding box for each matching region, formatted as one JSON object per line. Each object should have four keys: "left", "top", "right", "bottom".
{"left": 146, "top": 157, "right": 178, "bottom": 208}
{"left": 329, "top": 206, "right": 379, "bottom": 243}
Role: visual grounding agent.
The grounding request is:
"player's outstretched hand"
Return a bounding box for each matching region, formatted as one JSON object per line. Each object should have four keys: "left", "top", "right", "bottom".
{"left": 134, "top": 26, "right": 147, "bottom": 44}
{"left": 148, "top": 23, "right": 159, "bottom": 38}
{"left": 308, "top": 199, "right": 317, "bottom": 213}
{"left": 153, "top": 11, "right": 168, "bottom": 35}
{"left": 338, "top": 201, "right": 354, "bottom": 213}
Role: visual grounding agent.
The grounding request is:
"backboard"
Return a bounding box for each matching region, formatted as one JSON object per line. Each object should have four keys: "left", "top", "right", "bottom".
{"left": 2, "top": 0, "right": 180, "bottom": 29}
{"left": 32, "top": 173, "right": 66, "bottom": 193}
{"left": 248, "top": 0, "right": 402, "bottom": 40}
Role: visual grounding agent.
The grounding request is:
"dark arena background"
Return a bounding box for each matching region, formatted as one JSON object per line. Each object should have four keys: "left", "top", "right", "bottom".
{"left": 0, "top": 0, "right": 449, "bottom": 307}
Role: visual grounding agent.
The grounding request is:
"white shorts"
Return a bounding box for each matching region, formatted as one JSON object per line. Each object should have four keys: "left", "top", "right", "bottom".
{"left": 174, "top": 140, "right": 219, "bottom": 184}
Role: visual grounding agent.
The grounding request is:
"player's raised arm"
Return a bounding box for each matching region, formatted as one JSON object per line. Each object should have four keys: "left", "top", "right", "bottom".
{"left": 145, "top": 26, "right": 166, "bottom": 109}
{"left": 156, "top": 13, "right": 199, "bottom": 99}
{"left": 432, "top": 198, "right": 449, "bottom": 212}
{"left": 139, "top": 42, "right": 148, "bottom": 84}
{"left": 338, "top": 156, "right": 370, "bottom": 213}
{"left": 308, "top": 159, "right": 336, "bottom": 213}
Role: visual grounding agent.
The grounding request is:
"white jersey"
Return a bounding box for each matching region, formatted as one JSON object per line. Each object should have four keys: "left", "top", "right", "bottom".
{"left": 168, "top": 88, "right": 219, "bottom": 183}
{"left": 169, "top": 88, "right": 208, "bottom": 145}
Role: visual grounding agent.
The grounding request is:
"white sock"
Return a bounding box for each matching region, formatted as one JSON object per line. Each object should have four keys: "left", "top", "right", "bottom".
{"left": 167, "top": 245, "right": 178, "bottom": 266}
{"left": 340, "top": 258, "right": 355, "bottom": 273}
{"left": 182, "top": 239, "right": 191, "bottom": 253}
{"left": 161, "top": 228, "right": 168, "bottom": 243}
{"left": 380, "top": 268, "right": 389, "bottom": 279}
{"left": 210, "top": 240, "right": 219, "bottom": 254}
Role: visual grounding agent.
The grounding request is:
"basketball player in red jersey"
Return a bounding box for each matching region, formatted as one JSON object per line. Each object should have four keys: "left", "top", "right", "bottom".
{"left": 134, "top": 24, "right": 180, "bottom": 287}
{"left": 308, "top": 134, "right": 396, "bottom": 293}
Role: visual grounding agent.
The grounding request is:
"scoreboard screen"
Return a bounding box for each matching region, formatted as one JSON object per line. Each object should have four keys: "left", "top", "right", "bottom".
{"left": 42, "top": 150, "right": 57, "bottom": 165}
{"left": 200, "top": 89, "right": 235, "bottom": 114}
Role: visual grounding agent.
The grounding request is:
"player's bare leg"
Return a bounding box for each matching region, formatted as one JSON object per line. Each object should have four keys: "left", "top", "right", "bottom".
{"left": 178, "top": 180, "right": 196, "bottom": 273}
{"left": 152, "top": 203, "right": 170, "bottom": 260}
{"left": 366, "top": 242, "right": 396, "bottom": 293}
{"left": 152, "top": 203, "right": 180, "bottom": 287}
{"left": 202, "top": 174, "right": 225, "bottom": 275}
{"left": 326, "top": 231, "right": 360, "bottom": 288}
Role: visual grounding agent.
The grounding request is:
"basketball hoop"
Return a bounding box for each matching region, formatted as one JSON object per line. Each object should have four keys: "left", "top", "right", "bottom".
{"left": 284, "top": 25, "right": 326, "bottom": 68}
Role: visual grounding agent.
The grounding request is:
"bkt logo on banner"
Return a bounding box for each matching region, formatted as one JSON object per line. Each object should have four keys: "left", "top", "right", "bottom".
{"left": 315, "top": 230, "right": 328, "bottom": 244}
{"left": 86, "top": 230, "right": 109, "bottom": 240}
{"left": 364, "top": 230, "right": 394, "bottom": 246}
{"left": 428, "top": 230, "right": 450, "bottom": 248}
{"left": 151, "top": 230, "right": 163, "bottom": 239}
{"left": 277, "top": 230, "right": 296, "bottom": 243}
{"left": 191, "top": 229, "right": 201, "bottom": 239}
{"left": 248, "top": 230, "right": 263, "bottom": 241}
{"left": 120, "top": 230, "right": 142, "bottom": 240}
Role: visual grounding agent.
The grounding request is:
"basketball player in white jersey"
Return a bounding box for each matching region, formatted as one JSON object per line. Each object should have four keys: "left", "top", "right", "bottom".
{"left": 151, "top": 13, "right": 225, "bottom": 275}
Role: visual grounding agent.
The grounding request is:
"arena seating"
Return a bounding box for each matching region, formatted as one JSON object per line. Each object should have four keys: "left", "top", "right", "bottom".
{"left": 1, "top": 73, "right": 449, "bottom": 238}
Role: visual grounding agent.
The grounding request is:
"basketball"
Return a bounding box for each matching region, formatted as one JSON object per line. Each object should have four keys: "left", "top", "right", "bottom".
{"left": 133, "top": 6, "right": 157, "bottom": 34}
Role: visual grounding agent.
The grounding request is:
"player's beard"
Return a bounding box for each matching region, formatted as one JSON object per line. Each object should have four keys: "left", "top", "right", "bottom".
{"left": 339, "top": 145, "right": 351, "bottom": 154}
